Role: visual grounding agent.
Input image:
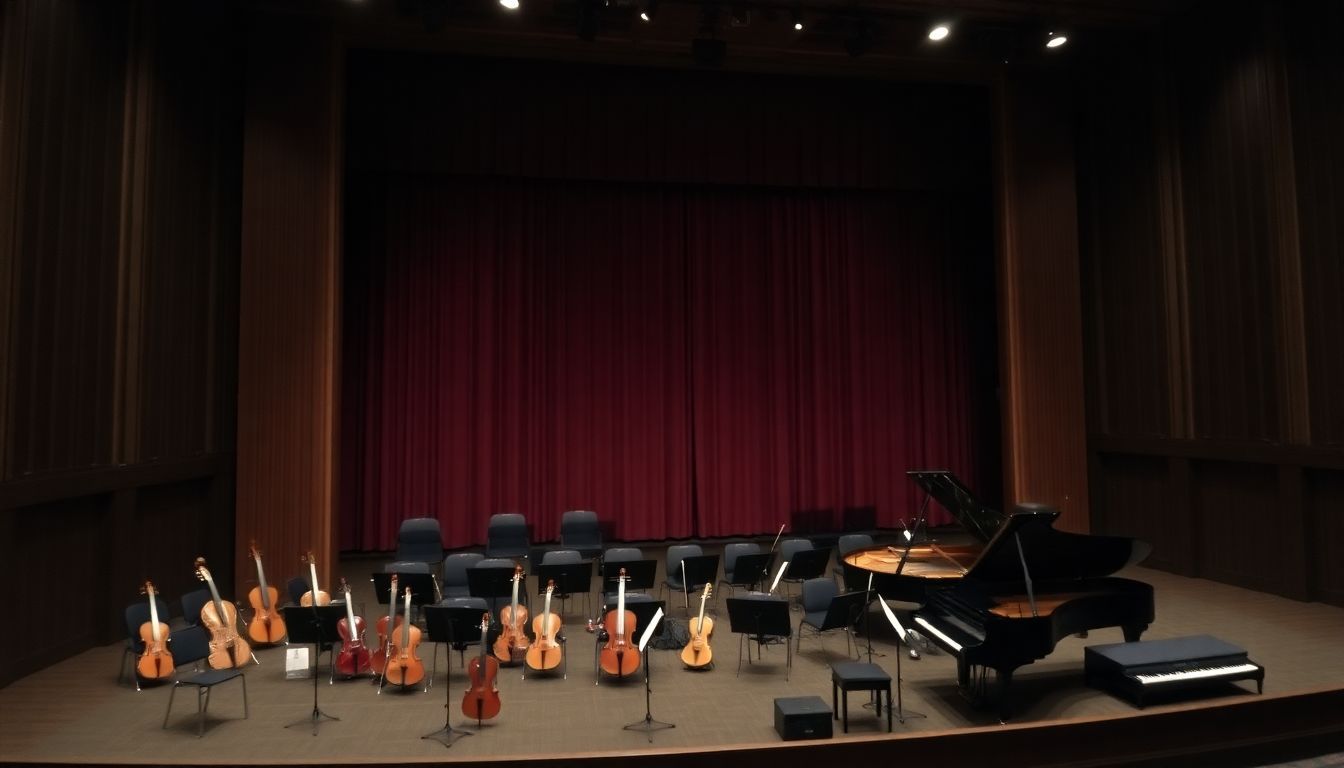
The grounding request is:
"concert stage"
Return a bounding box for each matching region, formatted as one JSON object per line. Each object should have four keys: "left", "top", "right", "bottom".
{"left": 2, "top": 553, "right": 1341, "bottom": 768}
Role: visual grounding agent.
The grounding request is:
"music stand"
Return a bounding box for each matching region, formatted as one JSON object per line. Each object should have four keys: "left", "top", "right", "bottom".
{"left": 783, "top": 547, "right": 830, "bottom": 581}
{"left": 282, "top": 604, "right": 345, "bottom": 734}
{"left": 622, "top": 608, "right": 674, "bottom": 742}
{"left": 675, "top": 554, "right": 719, "bottom": 612}
{"left": 726, "top": 595, "right": 793, "bottom": 681}
{"left": 535, "top": 560, "right": 593, "bottom": 618}
{"left": 596, "top": 599, "right": 665, "bottom": 685}
{"left": 420, "top": 605, "right": 488, "bottom": 747}
{"left": 465, "top": 565, "right": 519, "bottom": 611}
{"left": 371, "top": 572, "right": 438, "bottom": 610}
{"left": 602, "top": 560, "right": 657, "bottom": 594}
{"left": 727, "top": 552, "right": 775, "bottom": 593}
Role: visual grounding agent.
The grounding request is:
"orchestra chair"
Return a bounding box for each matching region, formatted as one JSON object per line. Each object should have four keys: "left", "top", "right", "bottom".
{"left": 441, "top": 552, "right": 484, "bottom": 599}
{"left": 560, "top": 509, "right": 604, "bottom": 561}
{"left": 831, "top": 661, "right": 892, "bottom": 733}
{"left": 121, "top": 592, "right": 173, "bottom": 691}
{"left": 599, "top": 547, "right": 651, "bottom": 617}
{"left": 661, "top": 544, "right": 715, "bottom": 613}
{"left": 539, "top": 549, "right": 591, "bottom": 618}
{"left": 833, "top": 533, "right": 874, "bottom": 588}
{"left": 719, "top": 542, "right": 771, "bottom": 598}
{"left": 385, "top": 517, "right": 445, "bottom": 580}
{"left": 776, "top": 538, "right": 819, "bottom": 606}
{"left": 179, "top": 588, "right": 213, "bottom": 627}
{"left": 285, "top": 576, "right": 310, "bottom": 607}
{"left": 162, "top": 625, "right": 248, "bottom": 737}
{"left": 796, "top": 579, "right": 864, "bottom": 659}
{"left": 485, "top": 513, "right": 531, "bottom": 562}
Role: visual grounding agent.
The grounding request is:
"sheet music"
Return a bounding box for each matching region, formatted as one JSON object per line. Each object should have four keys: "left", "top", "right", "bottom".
{"left": 769, "top": 561, "right": 789, "bottom": 594}
{"left": 637, "top": 607, "right": 663, "bottom": 652}
{"left": 877, "top": 593, "right": 908, "bottom": 642}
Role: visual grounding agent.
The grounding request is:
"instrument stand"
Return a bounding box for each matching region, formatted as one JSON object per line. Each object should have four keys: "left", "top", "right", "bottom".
{"left": 622, "top": 642, "right": 674, "bottom": 742}
{"left": 420, "top": 605, "right": 483, "bottom": 747}
{"left": 282, "top": 605, "right": 345, "bottom": 735}
{"left": 421, "top": 666, "right": 473, "bottom": 747}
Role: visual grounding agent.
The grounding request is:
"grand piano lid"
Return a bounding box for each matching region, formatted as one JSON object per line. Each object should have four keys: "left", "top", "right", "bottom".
{"left": 906, "top": 470, "right": 1004, "bottom": 542}
{"left": 964, "top": 504, "right": 1144, "bottom": 583}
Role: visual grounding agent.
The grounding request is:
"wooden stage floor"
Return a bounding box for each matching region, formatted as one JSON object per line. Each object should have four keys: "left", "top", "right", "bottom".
{"left": 3, "top": 551, "right": 1343, "bottom": 767}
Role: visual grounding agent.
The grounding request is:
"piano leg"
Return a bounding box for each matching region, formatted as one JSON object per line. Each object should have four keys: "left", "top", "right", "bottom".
{"left": 1122, "top": 624, "right": 1148, "bottom": 643}
{"left": 994, "top": 668, "right": 1014, "bottom": 722}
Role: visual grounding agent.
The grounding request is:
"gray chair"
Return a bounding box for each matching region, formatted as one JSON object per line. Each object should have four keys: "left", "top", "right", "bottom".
{"left": 470, "top": 557, "right": 522, "bottom": 614}
{"left": 720, "top": 542, "right": 769, "bottom": 597}
{"left": 662, "top": 544, "right": 716, "bottom": 612}
{"left": 121, "top": 592, "right": 173, "bottom": 690}
{"left": 560, "top": 510, "right": 603, "bottom": 561}
{"left": 485, "top": 513, "right": 530, "bottom": 561}
{"left": 796, "top": 578, "right": 861, "bottom": 658}
{"left": 162, "top": 625, "right": 248, "bottom": 736}
{"left": 833, "top": 533, "right": 874, "bottom": 588}
{"left": 539, "top": 548, "right": 590, "bottom": 617}
{"left": 179, "top": 588, "right": 213, "bottom": 626}
{"left": 388, "top": 517, "right": 444, "bottom": 578}
{"left": 441, "top": 552, "right": 485, "bottom": 599}
{"left": 777, "top": 538, "right": 816, "bottom": 603}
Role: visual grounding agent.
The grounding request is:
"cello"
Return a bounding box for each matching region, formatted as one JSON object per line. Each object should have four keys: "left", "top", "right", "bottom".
{"left": 135, "top": 580, "right": 174, "bottom": 680}
{"left": 194, "top": 558, "right": 252, "bottom": 669}
{"left": 493, "top": 564, "right": 529, "bottom": 663}
{"left": 524, "top": 580, "right": 563, "bottom": 672}
{"left": 599, "top": 567, "right": 641, "bottom": 677}
{"left": 680, "top": 583, "right": 714, "bottom": 669}
{"left": 384, "top": 587, "right": 424, "bottom": 687}
{"left": 299, "top": 551, "right": 331, "bottom": 606}
{"left": 335, "top": 578, "right": 372, "bottom": 677}
{"left": 246, "top": 542, "right": 287, "bottom": 644}
{"left": 370, "top": 573, "right": 398, "bottom": 676}
{"left": 462, "top": 613, "right": 501, "bottom": 722}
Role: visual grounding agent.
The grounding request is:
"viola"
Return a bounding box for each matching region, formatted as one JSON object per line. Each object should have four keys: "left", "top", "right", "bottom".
{"left": 524, "top": 580, "right": 563, "bottom": 672}
{"left": 599, "top": 567, "right": 640, "bottom": 677}
{"left": 194, "top": 558, "right": 252, "bottom": 669}
{"left": 299, "top": 551, "right": 331, "bottom": 606}
{"left": 335, "top": 578, "right": 371, "bottom": 677}
{"left": 246, "top": 542, "right": 287, "bottom": 644}
{"left": 462, "top": 612, "right": 501, "bottom": 721}
{"left": 384, "top": 587, "right": 424, "bottom": 687}
{"left": 135, "top": 580, "right": 174, "bottom": 680}
{"left": 370, "top": 573, "right": 399, "bottom": 675}
{"left": 493, "top": 564, "right": 529, "bottom": 663}
{"left": 680, "top": 583, "right": 714, "bottom": 669}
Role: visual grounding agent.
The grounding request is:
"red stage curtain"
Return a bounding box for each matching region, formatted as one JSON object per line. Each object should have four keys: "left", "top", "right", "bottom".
{"left": 341, "top": 176, "right": 990, "bottom": 551}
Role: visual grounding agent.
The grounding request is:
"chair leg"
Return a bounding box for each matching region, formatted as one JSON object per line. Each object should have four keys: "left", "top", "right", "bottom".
{"left": 163, "top": 683, "right": 179, "bottom": 729}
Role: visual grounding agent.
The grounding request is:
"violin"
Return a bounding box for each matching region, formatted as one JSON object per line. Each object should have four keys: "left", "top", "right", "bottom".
{"left": 680, "top": 583, "right": 714, "bottom": 669}
{"left": 524, "top": 580, "right": 563, "bottom": 672}
{"left": 599, "top": 567, "right": 640, "bottom": 677}
{"left": 299, "top": 551, "right": 331, "bottom": 606}
{"left": 370, "top": 573, "right": 399, "bottom": 676}
{"left": 194, "top": 558, "right": 252, "bottom": 669}
{"left": 493, "top": 565, "right": 529, "bottom": 663}
{"left": 462, "top": 612, "right": 501, "bottom": 721}
{"left": 135, "top": 580, "right": 174, "bottom": 680}
{"left": 246, "top": 542, "right": 287, "bottom": 644}
{"left": 335, "top": 578, "right": 371, "bottom": 677}
{"left": 384, "top": 587, "right": 424, "bottom": 687}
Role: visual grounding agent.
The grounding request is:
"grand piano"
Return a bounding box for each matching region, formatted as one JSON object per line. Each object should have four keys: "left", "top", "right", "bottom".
{"left": 842, "top": 470, "right": 1155, "bottom": 719}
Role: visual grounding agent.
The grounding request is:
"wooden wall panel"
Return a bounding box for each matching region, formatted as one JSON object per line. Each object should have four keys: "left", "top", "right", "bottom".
{"left": 1191, "top": 462, "right": 1283, "bottom": 594}
{"left": 995, "top": 71, "right": 1090, "bottom": 531}
{"left": 1304, "top": 470, "right": 1344, "bottom": 606}
{"left": 234, "top": 15, "right": 341, "bottom": 596}
{"left": 1092, "top": 455, "right": 1181, "bottom": 573}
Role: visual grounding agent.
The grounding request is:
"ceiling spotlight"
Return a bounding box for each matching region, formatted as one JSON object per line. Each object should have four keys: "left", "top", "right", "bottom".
{"left": 791, "top": 8, "right": 803, "bottom": 31}
{"left": 499, "top": 0, "right": 519, "bottom": 9}
{"left": 1046, "top": 31, "right": 1067, "bottom": 48}
{"left": 928, "top": 24, "right": 949, "bottom": 41}
{"left": 640, "top": 0, "right": 657, "bottom": 22}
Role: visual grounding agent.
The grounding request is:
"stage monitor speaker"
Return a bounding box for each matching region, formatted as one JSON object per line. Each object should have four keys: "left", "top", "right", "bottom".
{"left": 773, "top": 696, "right": 832, "bottom": 741}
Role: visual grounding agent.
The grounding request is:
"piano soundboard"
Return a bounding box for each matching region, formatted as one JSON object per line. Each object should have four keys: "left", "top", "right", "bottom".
{"left": 1084, "top": 634, "right": 1264, "bottom": 708}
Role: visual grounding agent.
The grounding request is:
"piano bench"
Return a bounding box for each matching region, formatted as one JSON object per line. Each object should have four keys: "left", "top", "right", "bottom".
{"left": 830, "top": 661, "right": 892, "bottom": 733}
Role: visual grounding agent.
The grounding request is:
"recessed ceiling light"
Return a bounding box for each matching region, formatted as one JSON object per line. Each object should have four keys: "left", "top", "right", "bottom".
{"left": 1046, "top": 32, "right": 1067, "bottom": 48}
{"left": 928, "top": 25, "right": 950, "bottom": 41}
{"left": 500, "top": 0, "right": 519, "bottom": 10}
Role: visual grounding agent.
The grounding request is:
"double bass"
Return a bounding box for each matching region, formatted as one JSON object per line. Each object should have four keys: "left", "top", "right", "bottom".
{"left": 246, "top": 543, "right": 286, "bottom": 644}
{"left": 462, "top": 613, "right": 501, "bottom": 722}
{"left": 384, "top": 587, "right": 424, "bottom": 687}
{"left": 370, "top": 573, "right": 399, "bottom": 676}
{"left": 599, "top": 567, "right": 640, "bottom": 677}
{"left": 680, "top": 583, "right": 714, "bottom": 669}
{"left": 335, "top": 578, "right": 371, "bottom": 677}
{"left": 299, "top": 551, "right": 331, "bottom": 606}
{"left": 493, "top": 565, "right": 529, "bottom": 663}
{"left": 194, "top": 558, "right": 252, "bottom": 669}
{"left": 524, "top": 580, "right": 563, "bottom": 672}
{"left": 135, "top": 580, "right": 174, "bottom": 680}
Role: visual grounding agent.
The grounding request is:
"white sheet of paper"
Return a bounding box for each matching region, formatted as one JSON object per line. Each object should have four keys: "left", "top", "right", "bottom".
{"left": 877, "top": 593, "right": 907, "bottom": 641}
{"left": 638, "top": 607, "right": 664, "bottom": 652}
{"left": 769, "top": 561, "right": 789, "bottom": 594}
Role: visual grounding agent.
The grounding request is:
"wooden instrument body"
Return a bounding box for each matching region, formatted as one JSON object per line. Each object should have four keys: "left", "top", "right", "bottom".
{"left": 299, "top": 553, "right": 331, "bottom": 607}
{"left": 135, "top": 582, "right": 174, "bottom": 680}
{"left": 384, "top": 589, "right": 424, "bottom": 686}
{"left": 524, "top": 615, "right": 563, "bottom": 671}
{"left": 463, "top": 615, "right": 501, "bottom": 720}
{"left": 680, "top": 614, "right": 714, "bottom": 668}
{"left": 194, "top": 559, "right": 251, "bottom": 669}
{"left": 494, "top": 566, "right": 530, "bottom": 663}
{"left": 246, "top": 544, "right": 287, "bottom": 644}
{"left": 336, "top": 580, "right": 371, "bottom": 676}
{"left": 599, "top": 609, "right": 640, "bottom": 676}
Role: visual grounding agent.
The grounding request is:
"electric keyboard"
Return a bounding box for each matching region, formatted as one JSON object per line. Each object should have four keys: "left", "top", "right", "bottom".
{"left": 1084, "top": 635, "right": 1264, "bottom": 707}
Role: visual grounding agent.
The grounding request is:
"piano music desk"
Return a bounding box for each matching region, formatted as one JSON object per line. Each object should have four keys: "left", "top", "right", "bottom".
{"left": 1084, "top": 634, "right": 1264, "bottom": 708}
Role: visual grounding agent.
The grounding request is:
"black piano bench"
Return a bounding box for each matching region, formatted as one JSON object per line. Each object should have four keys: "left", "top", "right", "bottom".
{"left": 831, "top": 661, "right": 892, "bottom": 733}
{"left": 774, "top": 696, "right": 833, "bottom": 740}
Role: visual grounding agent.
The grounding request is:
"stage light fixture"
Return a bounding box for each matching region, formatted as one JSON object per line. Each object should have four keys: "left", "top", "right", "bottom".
{"left": 500, "top": 0, "right": 519, "bottom": 9}
{"left": 640, "top": 0, "right": 657, "bottom": 22}
{"left": 791, "top": 8, "right": 803, "bottom": 31}
{"left": 1046, "top": 31, "right": 1067, "bottom": 48}
{"left": 928, "top": 24, "right": 949, "bottom": 41}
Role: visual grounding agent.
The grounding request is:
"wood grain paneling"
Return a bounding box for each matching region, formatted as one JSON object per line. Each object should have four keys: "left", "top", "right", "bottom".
{"left": 1092, "top": 454, "right": 1180, "bottom": 572}
{"left": 1304, "top": 469, "right": 1344, "bottom": 606}
{"left": 1192, "top": 461, "right": 1285, "bottom": 595}
{"left": 234, "top": 15, "right": 341, "bottom": 596}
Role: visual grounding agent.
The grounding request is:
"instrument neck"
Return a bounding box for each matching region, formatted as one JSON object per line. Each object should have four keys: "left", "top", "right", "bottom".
{"left": 254, "top": 555, "right": 271, "bottom": 609}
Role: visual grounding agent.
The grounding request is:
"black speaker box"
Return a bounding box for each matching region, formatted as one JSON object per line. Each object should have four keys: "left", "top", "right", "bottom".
{"left": 773, "top": 696, "right": 833, "bottom": 741}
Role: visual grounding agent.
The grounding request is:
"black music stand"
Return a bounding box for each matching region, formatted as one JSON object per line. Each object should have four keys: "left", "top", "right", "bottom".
{"left": 371, "top": 572, "right": 438, "bottom": 611}
{"left": 282, "top": 604, "right": 345, "bottom": 735}
{"left": 535, "top": 560, "right": 593, "bottom": 618}
{"left": 622, "top": 608, "right": 674, "bottom": 742}
{"left": 596, "top": 599, "right": 665, "bottom": 685}
{"left": 726, "top": 595, "right": 793, "bottom": 681}
{"left": 602, "top": 560, "right": 657, "bottom": 595}
{"left": 420, "top": 605, "right": 489, "bottom": 747}
{"left": 466, "top": 565, "right": 519, "bottom": 613}
{"left": 727, "top": 552, "right": 775, "bottom": 594}
{"left": 783, "top": 547, "right": 830, "bottom": 581}
{"left": 675, "top": 554, "right": 719, "bottom": 612}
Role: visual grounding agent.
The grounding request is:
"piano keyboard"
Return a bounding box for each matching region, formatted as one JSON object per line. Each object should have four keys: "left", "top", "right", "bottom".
{"left": 1134, "top": 662, "right": 1261, "bottom": 685}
